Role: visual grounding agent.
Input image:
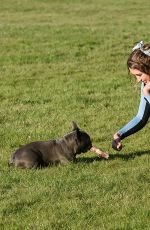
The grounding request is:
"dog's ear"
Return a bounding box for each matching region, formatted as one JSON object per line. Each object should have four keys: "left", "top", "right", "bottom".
{"left": 71, "top": 121, "right": 79, "bottom": 131}
{"left": 72, "top": 121, "right": 81, "bottom": 141}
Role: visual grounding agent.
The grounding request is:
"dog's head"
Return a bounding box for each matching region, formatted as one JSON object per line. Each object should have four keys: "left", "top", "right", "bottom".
{"left": 71, "top": 121, "right": 92, "bottom": 154}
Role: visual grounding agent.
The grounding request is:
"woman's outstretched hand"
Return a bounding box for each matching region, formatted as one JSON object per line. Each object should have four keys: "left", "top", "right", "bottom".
{"left": 112, "top": 132, "right": 122, "bottom": 151}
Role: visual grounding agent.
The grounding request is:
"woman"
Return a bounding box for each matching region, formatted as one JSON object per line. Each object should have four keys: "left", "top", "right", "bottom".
{"left": 112, "top": 41, "right": 150, "bottom": 150}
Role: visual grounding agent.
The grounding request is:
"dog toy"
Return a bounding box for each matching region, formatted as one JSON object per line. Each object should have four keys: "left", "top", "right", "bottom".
{"left": 90, "top": 146, "right": 109, "bottom": 159}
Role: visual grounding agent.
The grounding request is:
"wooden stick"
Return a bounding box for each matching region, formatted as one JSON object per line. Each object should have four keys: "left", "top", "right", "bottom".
{"left": 90, "top": 146, "right": 109, "bottom": 159}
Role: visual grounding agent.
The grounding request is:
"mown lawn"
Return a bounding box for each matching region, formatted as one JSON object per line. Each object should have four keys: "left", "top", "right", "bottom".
{"left": 0, "top": 0, "right": 150, "bottom": 229}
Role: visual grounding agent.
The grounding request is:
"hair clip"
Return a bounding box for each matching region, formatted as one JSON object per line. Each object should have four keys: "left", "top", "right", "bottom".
{"left": 132, "top": 40, "right": 150, "bottom": 56}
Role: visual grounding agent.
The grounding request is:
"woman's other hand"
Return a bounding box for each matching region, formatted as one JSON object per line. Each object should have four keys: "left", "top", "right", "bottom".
{"left": 143, "top": 82, "right": 150, "bottom": 96}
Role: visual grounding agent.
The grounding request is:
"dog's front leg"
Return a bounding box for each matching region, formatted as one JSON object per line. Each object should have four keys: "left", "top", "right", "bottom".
{"left": 90, "top": 146, "right": 109, "bottom": 159}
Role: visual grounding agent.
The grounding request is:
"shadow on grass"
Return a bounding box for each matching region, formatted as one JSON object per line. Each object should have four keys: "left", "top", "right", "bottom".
{"left": 76, "top": 150, "right": 150, "bottom": 163}
{"left": 109, "top": 150, "right": 150, "bottom": 161}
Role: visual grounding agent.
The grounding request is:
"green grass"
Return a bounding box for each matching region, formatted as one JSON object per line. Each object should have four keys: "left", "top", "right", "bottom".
{"left": 0, "top": 0, "right": 150, "bottom": 229}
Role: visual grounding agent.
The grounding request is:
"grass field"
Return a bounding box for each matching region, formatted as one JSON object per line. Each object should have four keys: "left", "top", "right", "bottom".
{"left": 0, "top": 0, "right": 150, "bottom": 229}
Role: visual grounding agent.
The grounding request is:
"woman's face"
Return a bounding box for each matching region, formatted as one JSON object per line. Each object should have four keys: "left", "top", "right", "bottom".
{"left": 129, "top": 68, "right": 150, "bottom": 84}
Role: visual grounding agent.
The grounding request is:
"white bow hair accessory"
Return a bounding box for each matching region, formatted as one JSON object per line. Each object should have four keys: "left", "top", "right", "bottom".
{"left": 132, "top": 41, "right": 150, "bottom": 56}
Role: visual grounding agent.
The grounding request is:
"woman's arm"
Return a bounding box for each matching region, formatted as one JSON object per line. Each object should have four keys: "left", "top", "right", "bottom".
{"left": 112, "top": 83, "right": 150, "bottom": 150}
{"left": 118, "top": 83, "right": 150, "bottom": 140}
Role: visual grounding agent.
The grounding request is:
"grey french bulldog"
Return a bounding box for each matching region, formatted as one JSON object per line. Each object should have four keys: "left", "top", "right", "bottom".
{"left": 9, "top": 121, "right": 93, "bottom": 169}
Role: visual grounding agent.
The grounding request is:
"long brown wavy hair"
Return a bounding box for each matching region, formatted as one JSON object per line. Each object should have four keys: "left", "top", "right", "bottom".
{"left": 127, "top": 43, "right": 150, "bottom": 75}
